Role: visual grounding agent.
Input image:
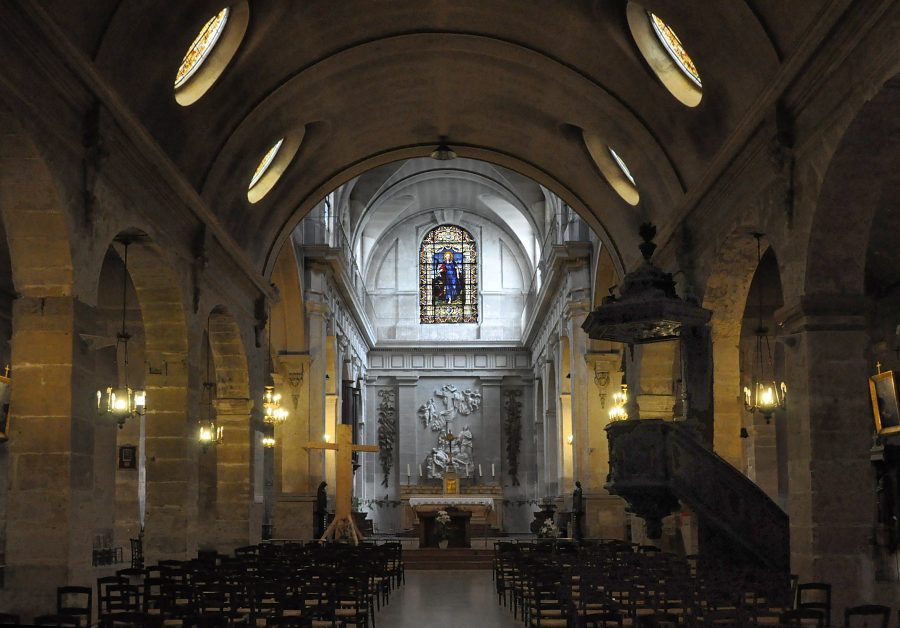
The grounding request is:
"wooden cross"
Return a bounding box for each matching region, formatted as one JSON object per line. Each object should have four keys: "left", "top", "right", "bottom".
{"left": 304, "top": 423, "right": 379, "bottom": 543}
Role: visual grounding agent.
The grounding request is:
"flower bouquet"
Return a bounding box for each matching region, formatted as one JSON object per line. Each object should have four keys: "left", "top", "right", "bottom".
{"left": 435, "top": 509, "right": 452, "bottom": 548}
{"left": 537, "top": 518, "right": 560, "bottom": 539}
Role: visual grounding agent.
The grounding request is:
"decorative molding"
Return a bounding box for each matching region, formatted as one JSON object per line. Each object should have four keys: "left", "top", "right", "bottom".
{"left": 377, "top": 389, "right": 396, "bottom": 487}
{"left": 504, "top": 389, "right": 523, "bottom": 486}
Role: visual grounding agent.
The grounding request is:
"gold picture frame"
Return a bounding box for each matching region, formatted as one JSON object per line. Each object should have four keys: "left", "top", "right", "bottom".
{"left": 869, "top": 370, "right": 900, "bottom": 435}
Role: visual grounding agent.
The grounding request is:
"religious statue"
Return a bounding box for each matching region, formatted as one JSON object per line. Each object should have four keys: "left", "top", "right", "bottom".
{"left": 455, "top": 424, "right": 474, "bottom": 476}
{"left": 433, "top": 249, "right": 463, "bottom": 303}
{"left": 314, "top": 481, "right": 328, "bottom": 539}
{"left": 573, "top": 480, "right": 584, "bottom": 541}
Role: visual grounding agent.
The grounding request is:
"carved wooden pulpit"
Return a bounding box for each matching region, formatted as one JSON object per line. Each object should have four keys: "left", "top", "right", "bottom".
{"left": 304, "top": 423, "right": 378, "bottom": 543}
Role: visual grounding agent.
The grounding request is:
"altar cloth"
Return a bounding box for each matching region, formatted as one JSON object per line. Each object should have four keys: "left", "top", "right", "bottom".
{"left": 408, "top": 496, "right": 494, "bottom": 509}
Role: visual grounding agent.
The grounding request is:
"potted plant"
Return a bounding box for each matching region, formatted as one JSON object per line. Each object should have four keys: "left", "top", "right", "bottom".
{"left": 537, "top": 518, "right": 560, "bottom": 541}
{"left": 350, "top": 496, "right": 368, "bottom": 535}
{"left": 434, "top": 509, "right": 452, "bottom": 549}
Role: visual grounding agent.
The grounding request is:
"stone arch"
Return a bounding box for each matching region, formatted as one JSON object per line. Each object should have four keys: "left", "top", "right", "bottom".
{"left": 114, "top": 235, "right": 192, "bottom": 562}
{"left": 803, "top": 75, "right": 900, "bottom": 297}
{"left": 702, "top": 229, "right": 772, "bottom": 468}
{"left": 0, "top": 107, "right": 73, "bottom": 297}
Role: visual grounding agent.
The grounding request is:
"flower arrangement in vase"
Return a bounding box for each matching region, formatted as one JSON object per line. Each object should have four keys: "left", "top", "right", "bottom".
{"left": 435, "top": 509, "right": 452, "bottom": 548}
{"left": 537, "top": 518, "right": 560, "bottom": 540}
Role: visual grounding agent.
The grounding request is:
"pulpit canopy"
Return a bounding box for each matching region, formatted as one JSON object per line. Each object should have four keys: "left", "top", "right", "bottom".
{"left": 582, "top": 223, "right": 710, "bottom": 344}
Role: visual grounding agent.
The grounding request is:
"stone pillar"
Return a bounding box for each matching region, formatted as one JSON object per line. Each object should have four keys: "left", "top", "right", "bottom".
{"left": 532, "top": 375, "right": 545, "bottom": 499}
{"left": 481, "top": 376, "right": 503, "bottom": 484}
{"left": 566, "top": 298, "right": 591, "bottom": 489}
{"left": 394, "top": 376, "right": 418, "bottom": 531}
{"left": 210, "top": 397, "right": 252, "bottom": 551}
{"left": 273, "top": 354, "right": 313, "bottom": 540}
{"left": 777, "top": 294, "right": 873, "bottom": 619}
{"left": 143, "top": 351, "right": 194, "bottom": 563}
{"left": 5, "top": 296, "right": 96, "bottom": 617}
{"left": 585, "top": 351, "right": 627, "bottom": 539}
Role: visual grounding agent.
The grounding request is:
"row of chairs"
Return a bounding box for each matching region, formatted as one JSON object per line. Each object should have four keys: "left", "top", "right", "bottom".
{"left": 4, "top": 540, "right": 404, "bottom": 627}
{"left": 493, "top": 540, "right": 897, "bottom": 627}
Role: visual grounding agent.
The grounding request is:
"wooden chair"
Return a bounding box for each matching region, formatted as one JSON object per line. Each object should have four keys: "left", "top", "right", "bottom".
{"left": 780, "top": 608, "right": 826, "bottom": 627}
{"left": 0, "top": 613, "right": 19, "bottom": 625}
{"left": 843, "top": 605, "right": 890, "bottom": 628}
{"left": 56, "top": 585, "right": 92, "bottom": 627}
{"left": 796, "top": 583, "right": 831, "bottom": 627}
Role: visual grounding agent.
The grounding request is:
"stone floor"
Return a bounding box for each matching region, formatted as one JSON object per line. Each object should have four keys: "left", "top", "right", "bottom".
{"left": 376, "top": 569, "right": 521, "bottom": 627}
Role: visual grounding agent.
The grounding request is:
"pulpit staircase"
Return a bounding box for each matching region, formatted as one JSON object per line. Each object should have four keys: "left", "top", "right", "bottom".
{"left": 606, "top": 419, "right": 789, "bottom": 572}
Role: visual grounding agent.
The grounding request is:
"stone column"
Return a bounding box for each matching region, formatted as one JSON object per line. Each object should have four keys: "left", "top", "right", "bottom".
{"left": 481, "top": 376, "right": 503, "bottom": 484}
{"left": 566, "top": 298, "right": 591, "bottom": 489}
{"left": 5, "top": 296, "right": 96, "bottom": 617}
{"left": 532, "top": 375, "right": 545, "bottom": 499}
{"left": 273, "top": 354, "right": 313, "bottom": 540}
{"left": 394, "top": 376, "right": 418, "bottom": 531}
{"left": 584, "top": 351, "right": 627, "bottom": 539}
{"left": 777, "top": 294, "right": 873, "bottom": 619}
{"left": 210, "top": 397, "right": 252, "bottom": 551}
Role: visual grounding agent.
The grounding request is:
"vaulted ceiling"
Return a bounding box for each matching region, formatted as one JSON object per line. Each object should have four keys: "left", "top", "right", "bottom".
{"left": 37, "top": 0, "right": 834, "bottom": 276}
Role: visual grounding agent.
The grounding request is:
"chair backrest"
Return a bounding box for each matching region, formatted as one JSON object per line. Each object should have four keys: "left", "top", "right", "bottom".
{"left": 0, "top": 613, "right": 19, "bottom": 624}
{"left": 33, "top": 615, "right": 82, "bottom": 626}
{"left": 780, "top": 608, "right": 825, "bottom": 627}
{"left": 844, "top": 604, "right": 890, "bottom": 628}
{"left": 57, "top": 585, "right": 92, "bottom": 625}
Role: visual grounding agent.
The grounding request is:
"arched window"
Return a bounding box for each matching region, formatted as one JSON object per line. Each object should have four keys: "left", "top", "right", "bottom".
{"left": 420, "top": 225, "right": 478, "bottom": 324}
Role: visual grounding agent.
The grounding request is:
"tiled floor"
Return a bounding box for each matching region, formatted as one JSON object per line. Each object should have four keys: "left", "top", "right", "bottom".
{"left": 377, "top": 570, "right": 521, "bottom": 627}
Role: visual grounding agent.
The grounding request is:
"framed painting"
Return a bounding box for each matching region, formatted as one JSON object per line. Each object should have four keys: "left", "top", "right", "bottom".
{"left": 869, "top": 370, "right": 900, "bottom": 435}
{"left": 118, "top": 445, "right": 137, "bottom": 469}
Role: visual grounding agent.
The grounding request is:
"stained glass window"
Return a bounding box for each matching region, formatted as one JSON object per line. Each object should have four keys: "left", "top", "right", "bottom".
{"left": 175, "top": 8, "right": 229, "bottom": 88}
{"left": 249, "top": 138, "right": 284, "bottom": 189}
{"left": 420, "top": 225, "right": 478, "bottom": 324}
{"left": 649, "top": 13, "right": 701, "bottom": 87}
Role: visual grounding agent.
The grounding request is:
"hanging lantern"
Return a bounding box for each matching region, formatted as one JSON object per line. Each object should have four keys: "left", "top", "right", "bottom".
{"left": 97, "top": 240, "right": 146, "bottom": 428}
{"left": 262, "top": 385, "right": 288, "bottom": 425}
{"left": 197, "top": 377, "right": 223, "bottom": 452}
{"left": 608, "top": 384, "right": 629, "bottom": 421}
{"left": 261, "top": 429, "right": 276, "bottom": 449}
{"left": 743, "top": 233, "right": 786, "bottom": 423}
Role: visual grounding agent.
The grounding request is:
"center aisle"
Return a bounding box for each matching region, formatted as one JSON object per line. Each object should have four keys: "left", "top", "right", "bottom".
{"left": 376, "top": 569, "right": 521, "bottom": 628}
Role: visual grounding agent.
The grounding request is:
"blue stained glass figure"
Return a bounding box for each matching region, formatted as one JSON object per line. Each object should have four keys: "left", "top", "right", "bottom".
{"left": 433, "top": 249, "right": 464, "bottom": 303}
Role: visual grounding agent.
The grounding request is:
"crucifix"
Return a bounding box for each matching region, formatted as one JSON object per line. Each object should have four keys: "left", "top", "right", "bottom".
{"left": 304, "top": 423, "right": 379, "bottom": 543}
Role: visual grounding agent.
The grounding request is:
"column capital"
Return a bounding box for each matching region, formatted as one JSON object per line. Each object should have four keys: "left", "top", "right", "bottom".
{"left": 481, "top": 376, "right": 504, "bottom": 387}
{"left": 395, "top": 375, "right": 419, "bottom": 386}
{"left": 776, "top": 293, "right": 871, "bottom": 335}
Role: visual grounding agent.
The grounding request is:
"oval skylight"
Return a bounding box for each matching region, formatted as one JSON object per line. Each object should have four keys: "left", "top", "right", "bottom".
{"left": 247, "top": 131, "right": 304, "bottom": 204}
{"left": 649, "top": 13, "right": 702, "bottom": 88}
{"left": 583, "top": 131, "right": 640, "bottom": 206}
{"left": 626, "top": 2, "right": 702, "bottom": 107}
{"left": 249, "top": 138, "right": 284, "bottom": 190}
{"left": 174, "top": 3, "right": 249, "bottom": 107}
{"left": 174, "top": 9, "right": 229, "bottom": 89}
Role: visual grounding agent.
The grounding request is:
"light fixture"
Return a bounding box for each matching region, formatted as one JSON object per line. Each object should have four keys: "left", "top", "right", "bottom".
{"left": 97, "top": 239, "right": 146, "bottom": 428}
{"left": 323, "top": 433, "right": 332, "bottom": 443}
{"left": 262, "top": 385, "right": 288, "bottom": 425}
{"left": 261, "top": 303, "right": 288, "bottom": 426}
{"left": 566, "top": 434, "right": 574, "bottom": 445}
{"left": 262, "top": 432, "right": 276, "bottom": 449}
{"left": 608, "top": 384, "right": 629, "bottom": 421}
{"left": 743, "top": 233, "right": 786, "bottom": 423}
{"left": 430, "top": 136, "right": 457, "bottom": 161}
{"left": 197, "top": 318, "right": 223, "bottom": 452}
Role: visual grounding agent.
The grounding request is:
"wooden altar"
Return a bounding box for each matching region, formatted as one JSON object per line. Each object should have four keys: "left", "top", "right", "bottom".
{"left": 417, "top": 509, "right": 472, "bottom": 548}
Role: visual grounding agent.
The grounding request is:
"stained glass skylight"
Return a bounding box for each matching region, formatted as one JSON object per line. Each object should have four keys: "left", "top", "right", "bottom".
{"left": 609, "top": 147, "right": 636, "bottom": 186}
{"left": 649, "top": 13, "right": 701, "bottom": 87}
{"left": 175, "top": 8, "right": 229, "bottom": 88}
{"left": 249, "top": 138, "right": 284, "bottom": 190}
{"left": 420, "top": 225, "right": 478, "bottom": 324}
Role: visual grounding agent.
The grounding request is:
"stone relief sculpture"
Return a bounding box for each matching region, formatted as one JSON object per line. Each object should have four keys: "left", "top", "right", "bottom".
{"left": 423, "top": 384, "right": 481, "bottom": 479}
{"left": 504, "top": 389, "right": 522, "bottom": 486}
{"left": 377, "top": 389, "right": 396, "bottom": 487}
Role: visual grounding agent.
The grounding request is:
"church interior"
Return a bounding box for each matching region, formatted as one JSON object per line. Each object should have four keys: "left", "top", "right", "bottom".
{"left": 0, "top": 1, "right": 899, "bottom": 625}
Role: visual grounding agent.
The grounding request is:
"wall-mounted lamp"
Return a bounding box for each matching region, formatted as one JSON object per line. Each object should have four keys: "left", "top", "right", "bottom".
{"left": 566, "top": 434, "right": 574, "bottom": 445}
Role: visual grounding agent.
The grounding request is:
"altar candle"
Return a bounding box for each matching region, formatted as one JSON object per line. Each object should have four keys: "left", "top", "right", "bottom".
{"left": 419, "top": 464, "right": 423, "bottom": 477}
{"left": 407, "top": 464, "right": 411, "bottom": 477}
{"left": 492, "top": 463, "right": 495, "bottom": 476}
{"left": 478, "top": 464, "right": 483, "bottom": 476}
